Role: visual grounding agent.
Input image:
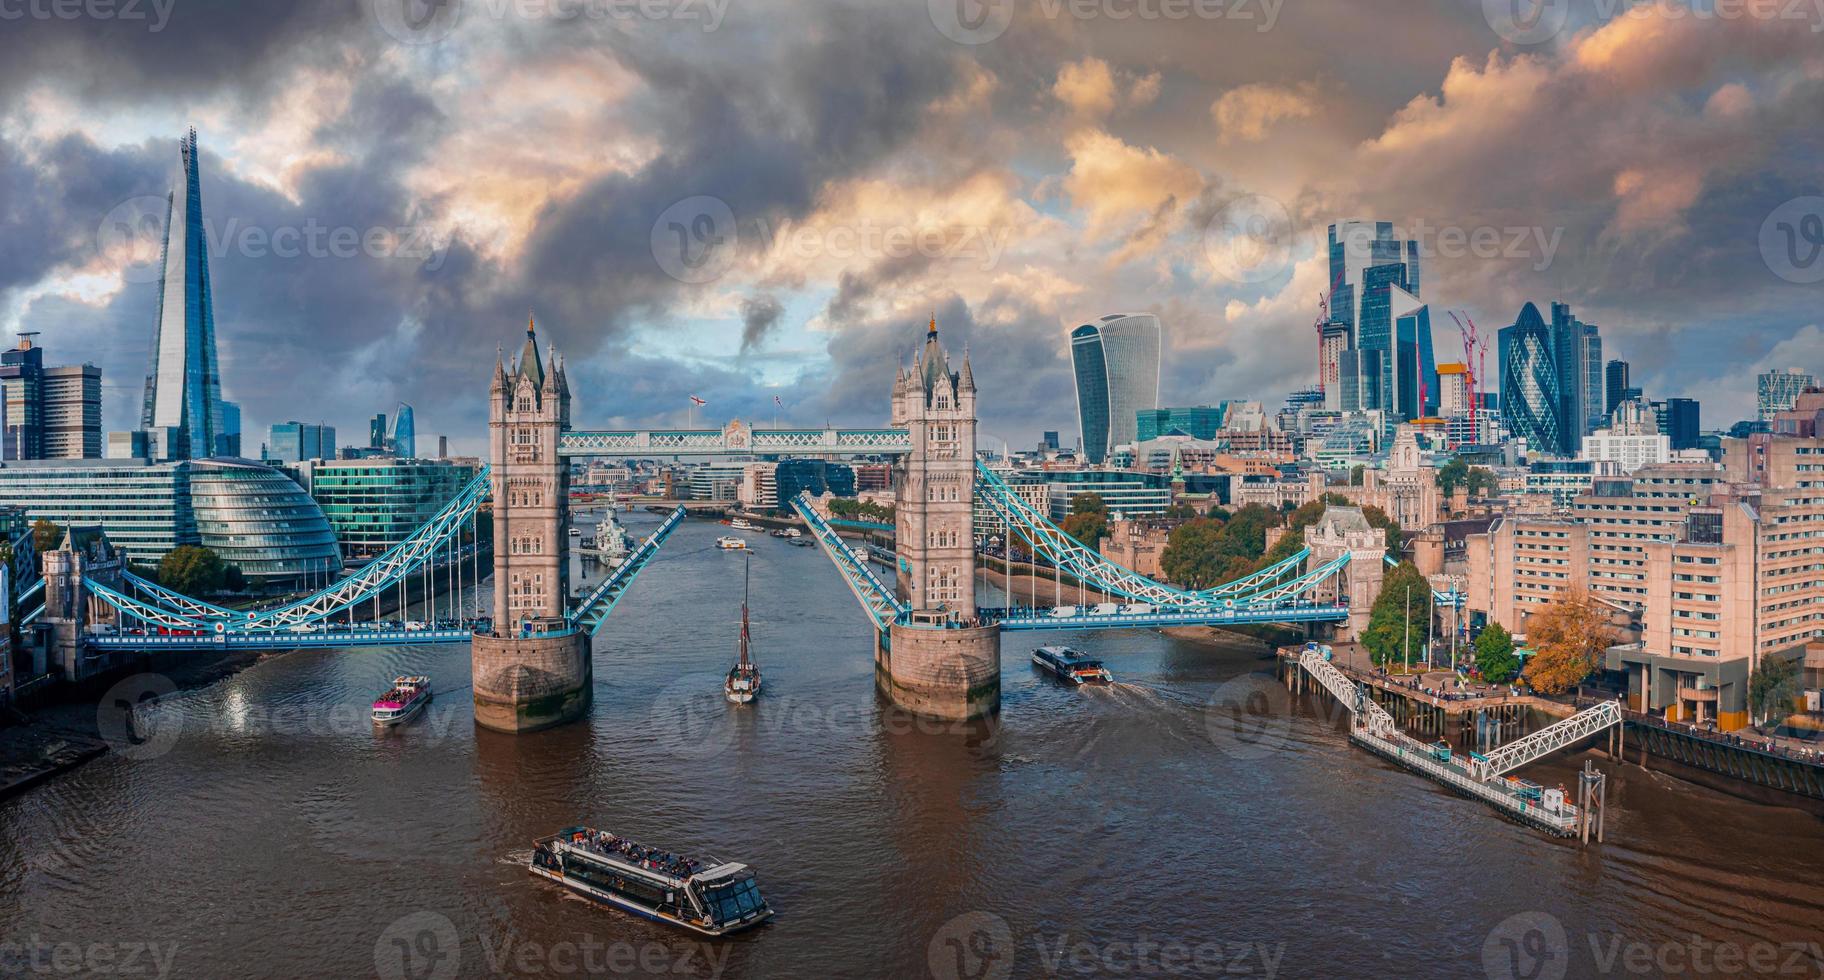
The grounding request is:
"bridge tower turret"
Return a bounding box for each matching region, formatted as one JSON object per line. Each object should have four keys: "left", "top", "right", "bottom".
{"left": 881, "top": 316, "right": 999, "bottom": 721}
{"left": 473, "top": 316, "right": 590, "bottom": 733}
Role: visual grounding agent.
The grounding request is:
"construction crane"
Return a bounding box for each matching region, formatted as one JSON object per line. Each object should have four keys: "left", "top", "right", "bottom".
{"left": 1447, "top": 311, "right": 1488, "bottom": 446}
{"left": 1313, "top": 268, "right": 1345, "bottom": 395}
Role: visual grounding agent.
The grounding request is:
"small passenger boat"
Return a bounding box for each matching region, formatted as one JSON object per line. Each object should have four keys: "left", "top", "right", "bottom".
{"left": 530, "top": 827, "right": 773, "bottom": 936}
{"left": 1031, "top": 646, "right": 1113, "bottom": 685}
{"left": 372, "top": 675, "right": 432, "bottom": 726}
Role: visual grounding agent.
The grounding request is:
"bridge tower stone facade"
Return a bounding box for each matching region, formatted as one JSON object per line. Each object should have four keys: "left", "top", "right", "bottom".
{"left": 472, "top": 319, "right": 591, "bottom": 733}
{"left": 1303, "top": 505, "right": 1385, "bottom": 641}
{"left": 882, "top": 317, "right": 1000, "bottom": 721}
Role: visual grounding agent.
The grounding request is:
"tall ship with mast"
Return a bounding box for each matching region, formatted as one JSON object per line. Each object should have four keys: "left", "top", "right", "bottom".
{"left": 725, "top": 551, "right": 761, "bottom": 704}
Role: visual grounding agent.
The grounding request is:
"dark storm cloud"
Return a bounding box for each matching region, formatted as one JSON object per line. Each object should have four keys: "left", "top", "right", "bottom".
{"left": 738, "top": 294, "right": 782, "bottom": 354}
{"left": 0, "top": 0, "right": 367, "bottom": 104}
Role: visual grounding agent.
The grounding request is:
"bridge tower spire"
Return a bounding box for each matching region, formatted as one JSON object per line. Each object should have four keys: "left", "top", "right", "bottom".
{"left": 473, "top": 318, "right": 590, "bottom": 733}
{"left": 883, "top": 314, "right": 1000, "bottom": 721}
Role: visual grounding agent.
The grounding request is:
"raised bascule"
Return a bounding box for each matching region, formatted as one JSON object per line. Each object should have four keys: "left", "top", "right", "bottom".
{"left": 34, "top": 314, "right": 1405, "bottom": 732}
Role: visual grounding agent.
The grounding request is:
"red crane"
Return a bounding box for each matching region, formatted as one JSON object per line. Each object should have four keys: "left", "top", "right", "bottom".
{"left": 1448, "top": 310, "right": 1488, "bottom": 446}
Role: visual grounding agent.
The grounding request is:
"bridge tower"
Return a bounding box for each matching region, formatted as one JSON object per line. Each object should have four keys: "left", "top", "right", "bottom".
{"left": 1303, "top": 505, "right": 1385, "bottom": 641}
{"left": 881, "top": 316, "right": 1000, "bottom": 721}
{"left": 472, "top": 318, "right": 591, "bottom": 733}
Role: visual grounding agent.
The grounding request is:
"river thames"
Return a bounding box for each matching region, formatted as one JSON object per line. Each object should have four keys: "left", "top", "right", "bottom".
{"left": 2, "top": 509, "right": 1822, "bottom": 979}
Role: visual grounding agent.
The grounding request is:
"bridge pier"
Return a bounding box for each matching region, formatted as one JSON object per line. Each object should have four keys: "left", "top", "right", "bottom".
{"left": 472, "top": 628, "right": 591, "bottom": 734}
{"left": 878, "top": 620, "right": 1000, "bottom": 722}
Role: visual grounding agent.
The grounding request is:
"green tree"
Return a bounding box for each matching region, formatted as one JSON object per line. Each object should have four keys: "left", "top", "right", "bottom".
{"left": 31, "top": 518, "right": 61, "bottom": 556}
{"left": 1069, "top": 493, "right": 1106, "bottom": 515}
{"left": 223, "top": 566, "right": 248, "bottom": 593}
{"left": 1363, "top": 561, "right": 1434, "bottom": 668}
{"left": 1473, "top": 623, "right": 1520, "bottom": 683}
{"left": 1468, "top": 466, "right": 1498, "bottom": 497}
{"left": 1061, "top": 509, "right": 1109, "bottom": 549}
{"left": 1749, "top": 654, "right": 1802, "bottom": 727}
{"left": 1437, "top": 457, "right": 1470, "bottom": 496}
{"left": 1349, "top": 465, "right": 1366, "bottom": 487}
{"left": 159, "top": 545, "right": 227, "bottom": 596}
{"left": 1360, "top": 505, "right": 1403, "bottom": 554}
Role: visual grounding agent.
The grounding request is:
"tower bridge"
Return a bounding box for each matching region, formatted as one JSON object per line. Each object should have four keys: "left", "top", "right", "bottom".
{"left": 42, "top": 315, "right": 1385, "bottom": 733}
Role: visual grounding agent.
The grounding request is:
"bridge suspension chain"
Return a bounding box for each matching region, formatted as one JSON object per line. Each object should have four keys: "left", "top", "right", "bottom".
{"left": 974, "top": 462, "right": 1320, "bottom": 608}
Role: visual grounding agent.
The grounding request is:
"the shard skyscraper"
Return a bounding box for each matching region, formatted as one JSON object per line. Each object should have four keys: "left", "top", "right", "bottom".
{"left": 141, "top": 128, "right": 227, "bottom": 459}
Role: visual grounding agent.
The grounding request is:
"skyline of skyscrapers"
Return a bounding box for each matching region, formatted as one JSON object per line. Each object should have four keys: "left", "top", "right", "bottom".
{"left": 1323, "top": 220, "right": 1434, "bottom": 429}
{"left": 1070, "top": 313, "right": 1160, "bottom": 464}
{"left": 137, "top": 129, "right": 229, "bottom": 461}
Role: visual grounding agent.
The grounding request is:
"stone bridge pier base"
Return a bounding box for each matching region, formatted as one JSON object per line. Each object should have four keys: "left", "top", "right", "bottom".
{"left": 879, "top": 619, "right": 1000, "bottom": 721}
{"left": 472, "top": 630, "right": 591, "bottom": 733}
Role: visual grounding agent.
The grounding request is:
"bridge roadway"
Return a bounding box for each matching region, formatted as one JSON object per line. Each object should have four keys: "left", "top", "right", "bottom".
{"left": 87, "top": 627, "right": 474, "bottom": 651}
{"left": 985, "top": 603, "right": 1349, "bottom": 630}
{"left": 559, "top": 425, "right": 910, "bottom": 457}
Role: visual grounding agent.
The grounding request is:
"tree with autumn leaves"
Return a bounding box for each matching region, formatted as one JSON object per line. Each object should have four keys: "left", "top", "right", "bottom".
{"left": 1521, "top": 589, "right": 1610, "bottom": 694}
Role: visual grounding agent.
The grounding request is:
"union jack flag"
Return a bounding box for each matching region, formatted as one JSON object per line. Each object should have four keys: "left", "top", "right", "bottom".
{"left": 689, "top": 395, "right": 707, "bottom": 406}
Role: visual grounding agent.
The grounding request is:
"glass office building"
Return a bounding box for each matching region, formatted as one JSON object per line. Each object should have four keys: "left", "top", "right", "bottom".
{"left": 302, "top": 458, "right": 477, "bottom": 559}
{"left": 386, "top": 403, "right": 416, "bottom": 458}
{"left": 1070, "top": 313, "right": 1161, "bottom": 464}
{"left": 0, "top": 458, "right": 339, "bottom": 585}
{"left": 774, "top": 459, "right": 856, "bottom": 505}
{"left": 190, "top": 460, "right": 342, "bottom": 582}
{"left": 268, "top": 421, "right": 336, "bottom": 463}
{"left": 1136, "top": 406, "right": 1225, "bottom": 442}
{"left": 141, "top": 129, "right": 229, "bottom": 460}
{"left": 1499, "top": 302, "right": 1566, "bottom": 457}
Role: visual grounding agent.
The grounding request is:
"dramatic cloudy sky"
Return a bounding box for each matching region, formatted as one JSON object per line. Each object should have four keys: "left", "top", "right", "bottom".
{"left": 1, "top": 0, "right": 1820, "bottom": 453}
